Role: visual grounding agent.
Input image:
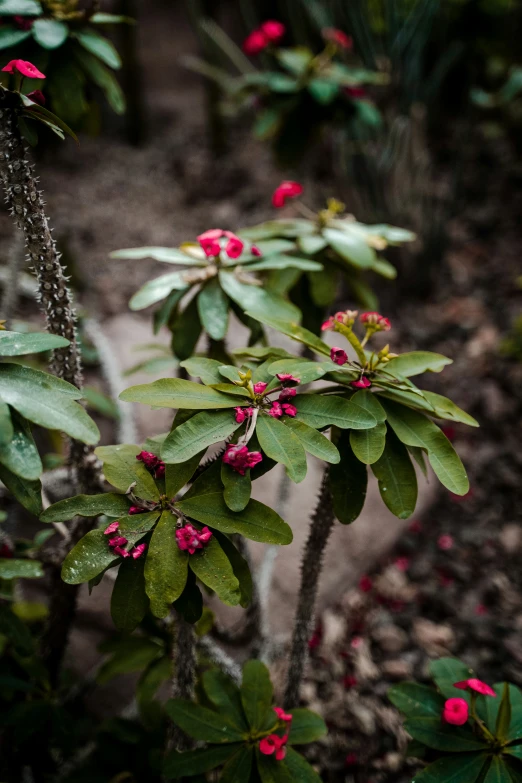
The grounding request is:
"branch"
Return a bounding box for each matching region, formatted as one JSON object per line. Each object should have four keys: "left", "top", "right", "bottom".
{"left": 168, "top": 612, "right": 197, "bottom": 752}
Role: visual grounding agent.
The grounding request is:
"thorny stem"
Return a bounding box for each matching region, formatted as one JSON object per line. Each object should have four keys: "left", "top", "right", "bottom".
{"left": 283, "top": 470, "right": 335, "bottom": 709}
{"left": 1, "top": 229, "right": 24, "bottom": 324}
{"left": 168, "top": 611, "right": 197, "bottom": 753}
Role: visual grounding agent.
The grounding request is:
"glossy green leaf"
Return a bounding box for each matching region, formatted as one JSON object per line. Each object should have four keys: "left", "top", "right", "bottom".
{"left": 171, "top": 294, "right": 202, "bottom": 361}
{"left": 383, "top": 401, "right": 469, "bottom": 495}
{"left": 282, "top": 747, "right": 322, "bottom": 782}
{"left": 413, "top": 753, "right": 488, "bottom": 783}
{"left": 283, "top": 418, "right": 340, "bottom": 463}
{"left": 95, "top": 444, "right": 159, "bottom": 499}
{"left": 174, "top": 573, "right": 203, "bottom": 624}
{"left": 165, "top": 452, "right": 202, "bottom": 498}
{"left": 388, "top": 683, "right": 445, "bottom": 718}
{"left": 323, "top": 227, "right": 375, "bottom": 268}
{"left": 241, "top": 660, "right": 273, "bottom": 731}
{"left": 62, "top": 529, "right": 119, "bottom": 584}
{"left": 256, "top": 413, "right": 307, "bottom": 483}
{"left": 202, "top": 669, "right": 248, "bottom": 729}
{"left": 209, "top": 383, "right": 250, "bottom": 397}
{"left": 484, "top": 757, "right": 515, "bottom": 783}
{"left": 112, "top": 246, "right": 204, "bottom": 264}
{"left": 214, "top": 532, "right": 252, "bottom": 607}
{"left": 371, "top": 430, "right": 417, "bottom": 518}
{"left": 241, "top": 219, "right": 315, "bottom": 241}
{"left": 0, "top": 605, "right": 33, "bottom": 656}
{"left": 0, "top": 414, "right": 41, "bottom": 480}
{"left": 294, "top": 393, "right": 377, "bottom": 430}
{"left": 222, "top": 462, "right": 251, "bottom": 511}
{"left": 75, "top": 28, "right": 122, "bottom": 69}
{"left": 429, "top": 658, "right": 473, "bottom": 700}
{"left": 145, "top": 510, "right": 188, "bottom": 617}
{"left": 308, "top": 78, "right": 339, "bottom": 104}
{"left": 385, "top": 352, "right": 452, "bottom": 378}
{"left": 198, "top": 277, "right": 229, "bottom": 340}
{"left": 162, "top": 410, "right": 239, "bottom": 464}
{"left": 180, "top": 357, "right": 224, "bottom": 385}
{"left": 74, "top": 47, "right": 126, "bottom": 114}
{"left": 422, "top": 391, "right": 479, "bottom": 427}
{"left": 246, "top": 255, "right": 322, "bottom": 272}
{"left": 165, "top": 699, "right": 244, "bottom": 743}
{"left": 497, "top": 683, "right": 512, "bottom": 741}
{"left": 0, "top": 27, "right": 31, "bottom": 49}
{"left": 0, "top": 364, "right": 99, "bottom": 444}
{"left": 111, "top": 555, "right": 148, "bottom": 632}
{"left": 0, "top": 401, "right": 13, "bottom": 448}
{"left": 287, "top": 709, "right": 327, "bottom": 744}
{"left": 329, "top": 432, "right": 368, "bottom": 524}
{"left": 257, "top": 750, "right": 294, "bottom": 783}
{"left": 298, "top": 234, "right": 327, "bottom": 255}
{"left": 97, "top": 637, "right": 162, "bottom": 683}
{"left": 350, "top": 421, "right": 386, "bottom": 464}
{"left": 90, "top": 12, "right": 134, "bottom": 23}
{"left": 32, "top": 18, "right": 68, "bottom": 48}
{"left": 244, "top": 312, "right": 330, "bottom": 356}
{"left": 219, "top": 270, "right": 300, "bottom": 323}
{"left": 351, "top": 390, "right": 387, "bottom": 422}
{"left": 404, "top": 717, "right": 488, "bottom": 752}
{"left": 267, "top": 358, "right": 333, "bottom": 385}
{"left": 0, "top": 464, "right": 42, "bottom": 516}
{"left": 0, "top": 330, "right": 69, "bottom": 356}
{"left": 220, "top": 746, "right": 254, "bottom": 782}
{"left": 0, "top": 558, "right": 43, "bottom": 579}
{"left": 189, "top": 536, "right": 241, "bottom": 606}
{"left": 129, "top": 272, "right": 189, "bottom": 310}
{"left": 120, "top": 378, "right": 239, "bottom": 410}
{"left": 40, "top": 492, "right": 130, "bottom": 523}
{"left": 163, "top": 744, "right": 240, "bottom": 779}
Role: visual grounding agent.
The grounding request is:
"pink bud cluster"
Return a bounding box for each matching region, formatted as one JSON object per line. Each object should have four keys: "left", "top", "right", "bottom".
{"left": 259, "top": 707, "right": 293, "bottom": 761}
{"left": 136, "top": 451, "right": 165, "bottom": 479}
{"left": 234, "top": 406, "right": 254, "bottom": 424}
{"left": 442, "top": 678, "right": 496, "bottom": 726}
{"left": 223, "top": 444, "right": 262, "bottom": 476}
{"left": 103, "top": 521, "right": 146, "bottom": 560}
{"left": 272, "top": 180, "right": 303, "bottom": 208}
{"left": 243, "top": 20, "right": 285, "bottom": 56}
{"left": 175, "top": 523, "right": 212, "bottom": 555}
{"left": 267, "top": 373, "right": 300, "bottom": 418}
{"left": 197, "top": 228, "right": 261, "bottom": 260}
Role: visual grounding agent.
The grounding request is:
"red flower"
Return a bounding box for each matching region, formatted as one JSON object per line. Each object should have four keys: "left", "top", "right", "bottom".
{"left": 243, "top": 29, "right": 269, "bottom": 56}
{"left": 261, "top": 20, "right": 286, "bottom": 43}
{"left": 343, "top": 675, "right": 357, "bottom": 689}
{"left": 268, "top": 401, "right": 283, "bottom": 418}
{"left": 2, "top": 59, "right": 45, "bottom": 79}
{"left": 344, "top": 86, "right": 366, "bottom": 99}
{"left": 222, "top": 444, "right": 262, "bottom": 475}
{"left": 278, "top": 387, "right": 296, "bottom": 401}
{"left": 130, "top": 543, "right": 147, "bottom": 560}
{"left": 251, "top": 245, "right": 262, "bottom": 257}
{"left": 197, "top": 228, "right": 223, "bottom": 257}
{"left": 104, "top": 520, "right": 120, "bottom": 536}
{"left": 128, "top": 506, "right": 146, "bottom": 515}
{"left": 274, "top": 706, "right": 293, "bottom": 723}
{"left": 454, "top": 679, "right": 496, "bottom": 698}
{"left": 330, "top": 346, "right": 348, "bottom": 366}
{"left": 359, "top": 574, "right": 373, "bottom": 592}
{"left": 360, "top": 311, "right": 391, "bottom": 332}
{"left": 282, "top": 403, "right": 297, "bottom": 417}
{"left": 442, "top": 697, "right": 469, "bottom": 726}
{"left": 175, "top": 523, "right": 213, "bottom": 555}
{"left": 235, "top": 406, "right": 254, "bottom": 424}
{"left": 254, "top": 382, "right": 268, "bottom": 394}
{"left": 136, "top": 450, "right": 159, "bottom": 468}
{"left": 224, "top": 231, "right": 244, "bottom": 259}
{"left": 26, "top": 89, "right": 45, "bottom": 106}
{"left": 13, "top": 16, "right": 34, "bottom": 31}
{"left": 276, "top": 373, "right": 300, "bottom": 385}
{"left": 322, "top": 28, "right": 353, "bottom": 49}
{"left": 438, "top": 533, "right": 454, "bottom": 551}
{"left": 259, "top": 733, "right": 288, "bottom": 761}
{"left": 350, "top": 377, "right": 372, "bottom": 389}
{"left": 113, "top": 545, "right": 130, "bottom": 558}
{"left": 272, "top": 180, "right": 303, "bottom": 208}
{"left": 108, "top": 536, "right": 128, "bottom": 548}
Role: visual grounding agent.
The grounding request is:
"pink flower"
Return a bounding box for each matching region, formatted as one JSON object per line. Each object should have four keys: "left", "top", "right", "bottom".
{"left": 155, "top": 463, "right": 165, "bottom": 479}
{"left": 344, "top": 86, "right": 366, "bottom": 99}
{"left": 438, "top": 534, "right": 454, "bottom": 551}
{"left": 259, "top": 734, "right": 288, "bottom": 761}
{"left": 197, "top": 228, "right": 223, "bottom": 257}
{"left": 130, "top": 543, "right": 147, "bottom": 560}
{"left": 272, "top": 181, "right": 304, "bottom": 208}
{"left": 276, "top": 373, "right": 300, "bottom": 385}
{"left": 104, "top": 520, "right": 120, "bottom": 535}
{"left": 278, "top": 387, "right": 296, "bottom": 401}
{"left": 322, "top": 28, "right": 353, "bottom": 49}
{"left": 175, "top": 523, "right": 213, "bottom": 555}
{"left": 359, "top": 575, "right": 373, "bottom": 592}
{"left": 224, "top": 232, "right": 244, "bottom": 259}
{"left": 268, "top": 401, "right": 283, "bottom": 418}
{"left": 109, "top": 536, "right": 128, "bottom": 548}
{"left": 251, "top": 245, "right": 262, "bottom": 257}
{"left": 330, "top": 346, "right": 348, "bottom": 366}
{"left": 454, "top": 679, "right": 496, "bottom": 697}
{"left": 113, "top": 545, "right": 130, "bottom": 558}
{"left": 260, "top": 20, "right": 286, "bottom": 43}
{"left": 26, "top": 89, "right": 46, "bottom": 106}
{"left": 128, "top": 506, "right": 145, "bottom": 515}
{"left": 13, "top": 16, "right": 34, "bottom": 31}
{"left": 235, "top": 406, "right": 253, "bottom": 423}
{"left": 322, "top": 310, "right": 358, "bottom": 330}
{"left": 351, "top": 636, "right": 363, "bottom": 649}
{"left": 282, "top": 403, "right": 297, "bottom": 417}
{"left": 395, "top": 557, "right": 410, "bottom": 572}
{"left": 198, "top": 526, "right": 213, "bottom": 544}
{"left": 274, "top": 707, "right": 293, "bottom": 723}
{"left": 243, "top": 29, "right": 269, "bottom": 56}
{"left": 442, "top": 697, "right": 469, "bottom": 726}
{"left": 2, "top": 60, "right": 45, "bottom": 79}
{"left": 350, "top": 377, "right": 372, "bottom": 389}
{"left": 136, "top": 451, "right": 159, "bottom": 469}
{"left": 254, "top": 382, "right": 268, "bottom": 394}
{"left": 222, "top": 444, "right": 262, "bottom": 475}
{"left": 360, "top": 312, "right": 391, "bottom": 332}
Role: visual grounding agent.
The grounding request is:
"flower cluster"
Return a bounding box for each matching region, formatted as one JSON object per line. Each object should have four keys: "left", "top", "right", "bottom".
{"left": 175, "top": 523, "right": 212, "bottom": 555}
{"left": 136, "top": 450, "right": 165, "bottom": 479}
{"left": 243, "top": 20, "right": 285, "bottom": 56}
{"left": 234, "top": 406, "right": 254, "bottom": 424}
{"left": 196, "top": 228, "right": 261, "bottom": 261}
{"left": 361, "top": 311, "right": 391, "bottom": 333}
{"left": 442, "top": 678, "right": 496, "bottom": 726}
{"left": 223, "top": 444, "right": 263, "bottom": 476}
{"left": 259, "top": 707, "right": 293, "bottom": 761}
{"left": 272, "top": 180, "right": 303, "bottom": 208}
{"left": 267, "top": 373, "right": 300, "bottom": 418}
{"left": 321, "top": 310, "right": 359, "bottom": 331}
{"left": 103, "top": 521, "right": 147, "bottom": 560}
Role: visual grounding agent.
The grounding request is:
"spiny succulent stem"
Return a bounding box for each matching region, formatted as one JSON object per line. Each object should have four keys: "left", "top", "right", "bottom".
{"left": 168, "top": 612, "right": 197, "bottom": 752}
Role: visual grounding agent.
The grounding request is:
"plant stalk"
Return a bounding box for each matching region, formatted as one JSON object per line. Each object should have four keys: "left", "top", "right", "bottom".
{"left": 168, "top": 612, "right": 197, "bottom": 752}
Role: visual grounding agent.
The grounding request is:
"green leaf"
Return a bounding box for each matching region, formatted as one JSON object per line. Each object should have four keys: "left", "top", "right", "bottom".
{"left": 197, "top": 278, "right": 229, "bottom": 340}
{"left": 350, "top": 422, "right": 386, "bottom": 464}
{"left": 0, "top": 364, "right": 99, "bottom": 444}
{"left": 202, "top": 669, "right": 248, "bottom": 731}
{"left": 388, "top": 683, "right": 445, "bottom": 717}
{"left": 219, "top": 271, "right": 300, "bottom": 323}
{"left": 241, "top": 660, "right": 273, "bottom": 731}
{"left": 329, "top": 432, "right": 368, "bottom": 524}
{"left": 0, "top": 464, "right": 42, "bottom": 516}
{"left": 298, "top": 234, "right": 328, "bottom": 255}
{"left": 145, "top": 510, "right": 188, "bottom": 617}
{"left": 214, "top": 532, "right": 252, "bottom": 607}
{"left": 371, "top": 430, "right": 417, "bottom": 518}
{"left": 62, "top": 529, "right": 118, "bottom": 584}
{"left": 385, "top": 352, "right": 452, "bottom": 378}
{"left": 404, "top": 717, "right": 488, "bottom": 752}
{"left": 165, "top": 452, "right": 202, "bottom": 498}
{"left": 120, "top": 378, "right": 239, "bottom": 410}
{"left": 294, "top": 394, "right": 377, "bottom": 430}
{"left": 164, "top": 744, "right": 240, "bottom": 779}
{"left": 429, "top": 658, "right": 474, "bottom": 700}
{"left": 165, "top": 699, "right": 244, "bottom": 743}
{"left": 95, "top": 444, "right": 159, "bottom": 500}
{"left": 287, "top": 709, "right": 327, "bottom": 744}
{"left": 74, "top": 27, "right": 121, "bottom": 69}
{"left": 222, "top": 462, "right": 251, "bottom": 511}
{"left": 497, "top": 683, "right": 512, "bottom": 741}
{"left": 32, "top": 18, "right": 68, "bottom": 49}
{"left": 0, "top": 0, "right": 40, "bottom": 13}
{"left": 413, "top": 754, "right": 488, "bottom": 783}
{"left": 74, "top": 47, "right": 125, "bottom": 114}
{"left": 97, "top": 637, "right": 162, "bottom": 683}
{"left": 383, "top": 401, "right": 469, "bottom": 495}
{"left": 245, "top": 255, "right": 322, "bottom": 272}
{"left": 0, "top": 401, "right": 13, "bottom": 446}
{"left": 282, "top": 747, "right": 323, "bottom": 782}
{"left": 174, "top": 573, "right": 203, "bottom": 624}
{"left": 484, "top": 757, "right": 516, "bottom": 783}
{"left": 323, "top": 227, "right": 375, "bottom": 269}
{"left": 113, "top": 246, "right": 205, "bottom": 264}
{"left": 351, "top": 390, "right": 387, "bottom": 422}
{"left": 257, "top": 750, "right": 294, "bottom": 783}
{"left": 0, "top": 558, "right": 43, "bottom": 579}
{"left": 40, "top": 492, "right": 130, "bottom": 523}
{"left": 0, "top": 414, "right": 41, "bottom": 480}
{"left": 308, "top": 78, "right": 339, "bottom": 104}
{"left": 283, "top": 418, "right": 340, "bottom": 463}
{"left": 244, "top": 312, "right": 330, "bottom": 357}
{"left": 267, "top": 358, "right": 333, "bottom": 385}
{"left": 162, "top": 410, "right": 239, "bottom": 464}
{"left": 90, "top": 12, "right": 134, "bottom": 23}
{"left": 256, "top": 412, "right": 307, "bottom": 483}
{"left": 422, "top": 391, "right": 479, "bottom": 427}
{"left": 220, "top": 746, "right": 254, "bottom": 782}
{"left": 111, "top": 555, "right": 148, "bottom": 632}
{"left": 189, "top": 535, "right": 241, "bottom": 606}
{"left": 180, "top": 357, "right": 224, "bottom": 385}
{"left": 0, "top": 27, "right": 32, "bottom": 49}
{"left": 0, "top": 604, "right": 33, "bottom": 656}
{"left": 129, "top": 271, "right": 189, "bottom": 310}
{"left": 0, "top": 330, "right": 69, "bottom": 356}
